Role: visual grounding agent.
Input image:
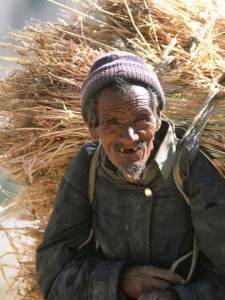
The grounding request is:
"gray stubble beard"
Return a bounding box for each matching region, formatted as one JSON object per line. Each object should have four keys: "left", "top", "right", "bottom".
{"left": 117, "top": 160, "right": 146, "bottom": 183}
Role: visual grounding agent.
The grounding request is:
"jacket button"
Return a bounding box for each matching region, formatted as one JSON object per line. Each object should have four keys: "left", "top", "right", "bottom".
{"left": 145, "top": 188, "right": 152, "bottom": 197}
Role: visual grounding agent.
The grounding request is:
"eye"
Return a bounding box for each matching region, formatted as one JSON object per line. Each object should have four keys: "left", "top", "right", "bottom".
{"left": 135, "top": 114, "right": 150, "bottom": 123}
{"left": 107, "top": 118, "right": 119, "bottom": 125}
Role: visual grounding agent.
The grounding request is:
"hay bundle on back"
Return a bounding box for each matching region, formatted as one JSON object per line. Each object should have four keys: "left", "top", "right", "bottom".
{"left": 0, "top": 0, "right": 225, "bottom": 298}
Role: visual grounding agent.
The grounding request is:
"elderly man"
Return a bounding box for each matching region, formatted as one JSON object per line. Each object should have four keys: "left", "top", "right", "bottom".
{"left": 36, "top": 51, "right": 225, "bottom": 300}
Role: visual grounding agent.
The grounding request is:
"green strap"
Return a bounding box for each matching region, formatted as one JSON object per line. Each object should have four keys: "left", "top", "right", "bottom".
{"left": 172, "top": 149, "right": 199, "bottom": 283}
{"left": 88, "top": 145, "right": 101, "bottom": 206}
{"left": 78, "top": 145, "right": 100, "bottom": 250}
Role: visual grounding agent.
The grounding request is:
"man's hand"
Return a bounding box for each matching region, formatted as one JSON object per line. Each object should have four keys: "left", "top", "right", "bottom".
{"left": 138, "top": 290, "right": 180, "bottom": 300}
{"left": 121, "top": 265, "right": 184, "bottom": 299}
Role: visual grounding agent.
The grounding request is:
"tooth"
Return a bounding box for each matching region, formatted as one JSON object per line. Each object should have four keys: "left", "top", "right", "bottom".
{"left": 133, "top": 148, "right": 138, "bottom": 151}
{"left": 120, "top": 149, "right": 124, "bottom": 152}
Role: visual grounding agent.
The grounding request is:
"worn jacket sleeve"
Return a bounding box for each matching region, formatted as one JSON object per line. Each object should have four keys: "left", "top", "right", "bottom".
{"left": 36, "top": 143, "right": 126, "bottom": 300}
{"left": 172, "top": 152, "right": 225, "bottom": 299}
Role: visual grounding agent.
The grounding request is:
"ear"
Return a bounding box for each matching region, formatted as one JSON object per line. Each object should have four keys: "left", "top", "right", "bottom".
{"left": 156, "top": 108, "right": 162, "bottom": 131}
{"left": 87, "top": 121, "right": 99, "bottom": 141}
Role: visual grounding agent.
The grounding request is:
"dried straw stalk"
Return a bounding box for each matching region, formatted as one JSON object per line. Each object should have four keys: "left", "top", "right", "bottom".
{"left": 0, "top": 0, "right": 225, "bottom": 298}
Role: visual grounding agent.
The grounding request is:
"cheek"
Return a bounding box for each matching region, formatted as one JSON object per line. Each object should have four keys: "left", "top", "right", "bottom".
{"left": 99, "top": 132, "right": 116, "bottom": 155}
{"left": 99, "top": 126, "right": 120, "bottom": 143}
{"left": 139, "top": 123, "right": 157, "bottom": 140}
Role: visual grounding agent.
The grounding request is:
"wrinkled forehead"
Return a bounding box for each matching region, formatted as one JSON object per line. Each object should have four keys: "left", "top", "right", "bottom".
{"left": 98, "top": 83, "right": 150, "bottom": 101}
{"left": 97, "top": 85, "right": 152, "bottom": 115}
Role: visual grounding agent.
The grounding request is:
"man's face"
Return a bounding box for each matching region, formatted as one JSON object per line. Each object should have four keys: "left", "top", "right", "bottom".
{"left": 89, "top": 85, "right": 161, "bottom": 182}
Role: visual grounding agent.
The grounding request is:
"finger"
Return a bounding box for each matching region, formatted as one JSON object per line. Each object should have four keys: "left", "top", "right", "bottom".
{"left": 141, "top": 275, "right": 170, "bottom": 290}
{"left": 143, "top": 266, "right": 184, "bottom": 284}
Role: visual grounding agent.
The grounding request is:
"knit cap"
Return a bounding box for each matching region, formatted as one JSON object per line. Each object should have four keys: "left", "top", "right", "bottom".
{"left": 80, "top": 51, "right": 165, "bottom": 122}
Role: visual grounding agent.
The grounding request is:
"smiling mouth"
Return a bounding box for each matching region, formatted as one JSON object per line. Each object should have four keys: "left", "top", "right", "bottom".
{"left": 119, "top": 147, "right": 139, "bottom": 153}
{"left": 115, "top": 142, "right": 146, "bottom": 154}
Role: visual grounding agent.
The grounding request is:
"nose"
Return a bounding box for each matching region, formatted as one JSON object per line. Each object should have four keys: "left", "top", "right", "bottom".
{"left": 120, "top": 125, "right": 139, "bottom": 143}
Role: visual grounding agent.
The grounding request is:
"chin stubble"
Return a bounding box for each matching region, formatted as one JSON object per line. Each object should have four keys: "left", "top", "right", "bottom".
{"left": 113, "top": 141, "right": 147, "bottom": 182}
{"left": 118, "top": 162, "right": 146, "bottom": 182}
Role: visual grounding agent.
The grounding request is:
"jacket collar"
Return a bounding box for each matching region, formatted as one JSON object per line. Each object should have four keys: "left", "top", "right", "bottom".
{"left": 151, "top": 120, "right": 178, "bottom": 180}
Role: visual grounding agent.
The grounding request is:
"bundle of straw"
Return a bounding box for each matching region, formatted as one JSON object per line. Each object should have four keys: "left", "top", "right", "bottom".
{"left": 0, "top": 0, "right": 225, "bottom": 298}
